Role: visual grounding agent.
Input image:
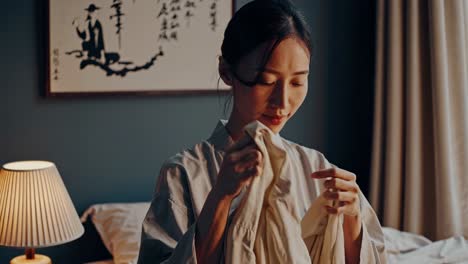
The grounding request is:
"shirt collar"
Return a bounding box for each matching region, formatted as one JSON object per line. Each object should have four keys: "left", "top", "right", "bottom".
{"left": 207, "top": 120, "right": 235, "bottom": 152}
{"left": 207, "top": 119, "right": 284, "bottom": 151}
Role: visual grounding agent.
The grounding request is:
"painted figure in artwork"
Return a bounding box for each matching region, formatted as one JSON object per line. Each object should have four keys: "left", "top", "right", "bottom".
{"left": 74, "top": 4, "right": 106, "bottom": 62}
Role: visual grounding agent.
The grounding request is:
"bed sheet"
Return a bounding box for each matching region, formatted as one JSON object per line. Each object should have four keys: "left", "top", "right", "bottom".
{"left": 384, "top": 227, "right": 468, "bottom": 263}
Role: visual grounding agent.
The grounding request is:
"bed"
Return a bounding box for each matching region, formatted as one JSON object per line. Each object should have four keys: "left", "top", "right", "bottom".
{"left": 81, "top": 202, "right": 468, "bottom": 264}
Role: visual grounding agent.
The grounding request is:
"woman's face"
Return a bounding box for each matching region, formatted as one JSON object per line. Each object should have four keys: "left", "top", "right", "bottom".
{"left": 228, "top": 37, "right": 310, "bottom": 133}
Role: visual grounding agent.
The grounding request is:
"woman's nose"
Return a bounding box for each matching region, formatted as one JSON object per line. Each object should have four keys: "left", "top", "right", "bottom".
{"left": 269, "top": 82, "right": 288, "bottom": 109}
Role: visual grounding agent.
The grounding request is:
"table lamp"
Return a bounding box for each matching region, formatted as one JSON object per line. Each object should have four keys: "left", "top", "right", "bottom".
{"left": 0, "top": 161, "right": 84, "bottom": 264}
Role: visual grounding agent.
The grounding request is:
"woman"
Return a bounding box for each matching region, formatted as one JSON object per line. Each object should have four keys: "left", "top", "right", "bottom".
{"left": 138, "top": 0, "right": 386, "bottom": 263}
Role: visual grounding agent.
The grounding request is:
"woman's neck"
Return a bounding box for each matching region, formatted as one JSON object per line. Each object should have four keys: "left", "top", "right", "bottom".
{"left": 225, "top": 111, "right": 249, "bottom": 142}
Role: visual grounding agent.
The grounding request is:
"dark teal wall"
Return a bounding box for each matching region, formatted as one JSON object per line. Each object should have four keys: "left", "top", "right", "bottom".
{"left": 0, "top": 0, "right": 375, "bottom": 263}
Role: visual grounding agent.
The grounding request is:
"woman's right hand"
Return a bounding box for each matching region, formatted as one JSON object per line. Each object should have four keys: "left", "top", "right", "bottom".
{"left": 195, "top": 137, "right": 263, "bottom": 263}
{"left": 214, "top": 139, "right": 264, "bottom": 199}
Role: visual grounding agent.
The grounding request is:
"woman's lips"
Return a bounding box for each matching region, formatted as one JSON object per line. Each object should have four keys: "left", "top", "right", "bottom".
{"left": 262, "top": 114, "right": 286, "bottom": 125}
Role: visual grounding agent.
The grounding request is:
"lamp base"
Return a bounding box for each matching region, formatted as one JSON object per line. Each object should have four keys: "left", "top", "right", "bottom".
{"left": 10, "top": 254, "right": 51, "bottom": 264}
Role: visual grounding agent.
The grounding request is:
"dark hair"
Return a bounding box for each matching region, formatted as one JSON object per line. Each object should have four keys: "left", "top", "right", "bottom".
{"left": 221, "top": 0, "right": 312, "bottom": 86}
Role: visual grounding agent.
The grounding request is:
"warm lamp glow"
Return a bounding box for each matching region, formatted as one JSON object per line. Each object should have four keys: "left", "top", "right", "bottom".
{"left": 0, "top": 160, "right": 84, "bottom": 263}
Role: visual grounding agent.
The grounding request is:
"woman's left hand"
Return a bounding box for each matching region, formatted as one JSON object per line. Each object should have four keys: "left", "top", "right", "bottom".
{"left": 311, "top": 167, "right": 360, "bottom": 217}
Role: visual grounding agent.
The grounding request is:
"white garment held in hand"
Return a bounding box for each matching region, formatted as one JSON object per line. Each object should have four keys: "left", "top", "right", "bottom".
{"left": 225, "top": 121, "right": 345, "bottom": 263}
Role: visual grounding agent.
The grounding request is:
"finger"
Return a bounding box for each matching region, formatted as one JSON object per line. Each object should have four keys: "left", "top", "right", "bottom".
{"left": 233, "top": 156, "right": 260, "bottom": 173}
{"left": 324, "top": 205, "right": 339, "bottom": 214}
{"left": 324, "top": 204, "right": 358, "bottom": 215}
{"left": 227, "top": 135, "right": 255, "bottom": 152}
{"left": 323, "top": 190, "right": 357, "bottom": 203}
{"left": 226, "top": 146, "right": 260, "bottom": 163}
{"left": 240, "top": 148, "right": 262, "bottom": 163}
{"left": 324, "top": 178, "right": 359, "bottom": 192}
{"left": 324, "top": 205, "right": 344, "bottom": 214}
{"left": 225, "top": 140, "right": 253, "bottom": 155}
{"left": 239, "top": 164, "right": 262, "bottom": 181}
{"left": 311, "top": 167, "right": 356, "bottom": 181}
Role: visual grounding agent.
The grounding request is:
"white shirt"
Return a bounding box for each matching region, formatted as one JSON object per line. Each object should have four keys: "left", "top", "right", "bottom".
{"left": 137, "top": 120, "right": 387, "bottom": 263}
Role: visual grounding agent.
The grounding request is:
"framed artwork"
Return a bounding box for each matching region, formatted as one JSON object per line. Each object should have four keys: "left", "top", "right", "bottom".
{"left": 47, "top": 0, "right": 233, "bottom": 96}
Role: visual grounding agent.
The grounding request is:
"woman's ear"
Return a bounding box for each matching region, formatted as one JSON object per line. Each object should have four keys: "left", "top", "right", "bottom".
{"left": 218, "top": 56, "right": 234, "bottom": 86}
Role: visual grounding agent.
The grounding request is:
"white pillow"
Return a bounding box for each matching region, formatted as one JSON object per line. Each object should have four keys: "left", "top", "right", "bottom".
{"left": 81, "top": 202, "right": 150, "bottom": 264}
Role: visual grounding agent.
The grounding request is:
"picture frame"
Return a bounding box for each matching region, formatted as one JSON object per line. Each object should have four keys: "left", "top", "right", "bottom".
{"left": 47, "top": 0, "right": 234, "bottom": 96}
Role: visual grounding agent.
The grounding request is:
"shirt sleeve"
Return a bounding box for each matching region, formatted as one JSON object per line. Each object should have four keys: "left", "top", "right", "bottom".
{"left": 358, "top": 192, "right": 388, "bottom": 263}
{"left": 137, "top": 163, "right": 199, "bottom": 264}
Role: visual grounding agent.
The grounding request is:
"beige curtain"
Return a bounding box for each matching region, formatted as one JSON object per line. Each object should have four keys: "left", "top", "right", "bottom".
{"left": 371, "top": 0, "right": 468, "bottom": 240}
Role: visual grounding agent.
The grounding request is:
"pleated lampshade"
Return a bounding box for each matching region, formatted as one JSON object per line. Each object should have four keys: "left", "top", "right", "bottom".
{"left": 0, "top": 161, "right": 84, "bottom": 248}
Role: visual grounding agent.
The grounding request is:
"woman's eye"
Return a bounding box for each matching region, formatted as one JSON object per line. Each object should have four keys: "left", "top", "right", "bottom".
{"left": 292, "top": 82, "right": 304, "bottom": 87}
{"left": 258, "top": 80, "right": 275, "bottom": 86}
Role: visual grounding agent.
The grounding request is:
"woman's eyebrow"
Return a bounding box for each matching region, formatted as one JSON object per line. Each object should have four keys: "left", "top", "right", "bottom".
{"left": 259, "top": 68, "right": 309, "bottom": 75}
